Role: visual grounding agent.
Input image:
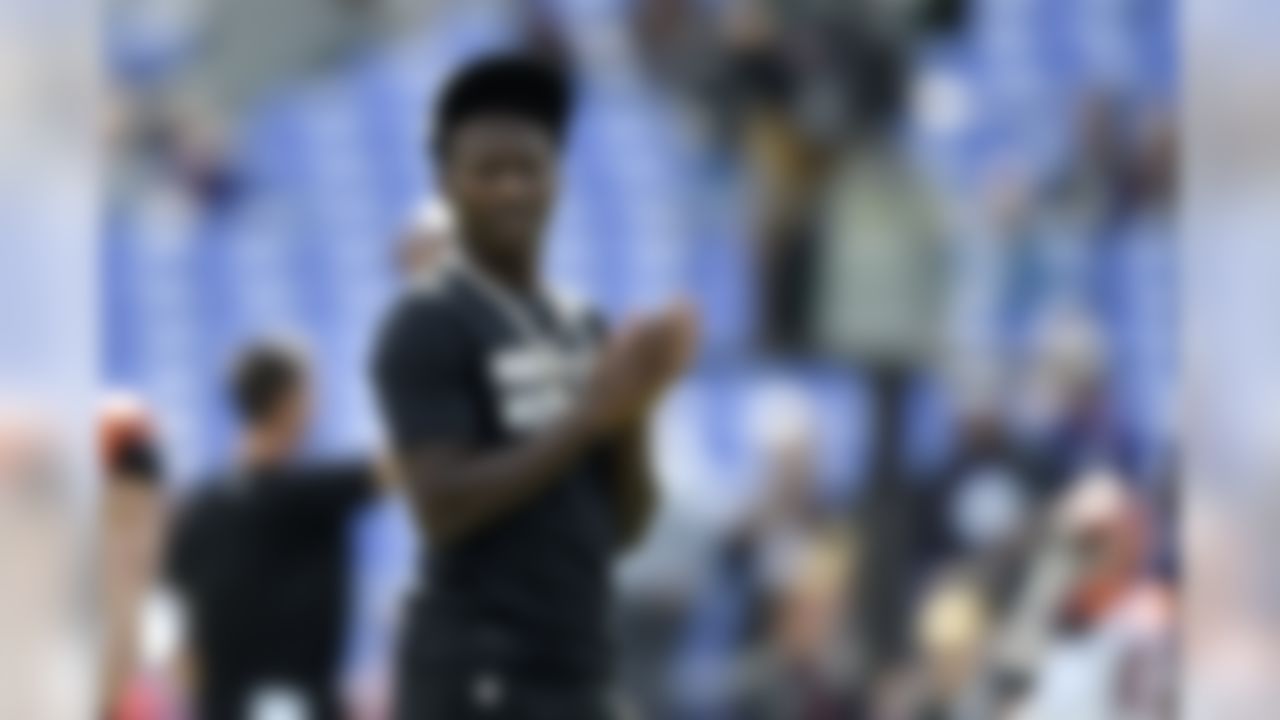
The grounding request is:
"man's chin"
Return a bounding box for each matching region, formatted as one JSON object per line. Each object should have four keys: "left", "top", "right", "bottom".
{"left": 491, "top": 230, "right": 540, "bottom": 258}
{"left": 466, "top": 236, "right": 538, "bottom": 273}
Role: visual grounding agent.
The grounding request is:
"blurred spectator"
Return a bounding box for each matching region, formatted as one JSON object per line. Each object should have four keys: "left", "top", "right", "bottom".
{"left": 912, "top": 571, "right": 990, "bottom": 720}
{"left": 809, "top": 126, "right": 945, "bottom": 367}
{"left": 1005, "top": 91, "right": 1138, "bottom": 329}
{"left": 728, "top": 528, "right": 864, "bottom": 720}
{"left": 1047, "top": 92, "right": 1131, "bottom": 238}
{"left": 107, "top": 91, "right": 243, "bottom": 224}
{"left": 630, "top": 0, "right": 716, "bottom": 99}
{"left": 150, "top": 96, "right": 243, "bottom": 213}
{"left": 913, "top": 379, "right": 1064, "bottom": 609}
{"left": 729, "top": 387, "right": 831, "bottom": 601}
{"left": 717, "top": 1, "right": 828, "bottom": 352}
{"left": 1129, "top": 112, "right": 1176, "bottom": 222}
{"left": 1018, "top": 304, "right": 1136, "bottom": 480}
{"left": 615, "top": 487, "right": 723, "bottom": 719}
{"left": 672, "top": 383, "right": 847, "bottom": 717}
{"left": 514, "top": 0, "right": 572, "bottom": 67}
{"left": 988, "top": 470, "right": 1175, "bottom": 719}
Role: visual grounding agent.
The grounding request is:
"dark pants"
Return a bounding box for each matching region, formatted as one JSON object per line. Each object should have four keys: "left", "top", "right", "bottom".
{"left": 395, "top": 666, "right": 615, "bottom": 720}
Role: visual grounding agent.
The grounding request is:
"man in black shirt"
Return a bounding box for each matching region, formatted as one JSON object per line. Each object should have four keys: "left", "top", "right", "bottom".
{"left": 372, "top": 56, "right": 695, "bottom": 719}
{"left": 164, "top": 341, "right": 381, "bottom": 720}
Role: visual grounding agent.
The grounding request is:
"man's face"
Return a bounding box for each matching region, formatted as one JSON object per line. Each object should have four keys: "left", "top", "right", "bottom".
{"left": 270, "top": 379, "right": 313, "bottom": 454}
{"left": 442, "top": 116, "right": 558, "bottom": 270}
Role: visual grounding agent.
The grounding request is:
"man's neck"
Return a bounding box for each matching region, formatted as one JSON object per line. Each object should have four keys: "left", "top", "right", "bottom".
{"left": 467, "top": 252, "right": 539, "bottom": 297}
{"left": 240, "top": 431, "right": 292, "bottom": 469}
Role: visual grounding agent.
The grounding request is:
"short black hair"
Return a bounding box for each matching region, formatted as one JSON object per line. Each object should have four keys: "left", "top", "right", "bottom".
{"left": 230, "top": 341, "right": 305, "bottom": 426}
{"left": 432, "top": 54, "right": 573, "bottom": 159}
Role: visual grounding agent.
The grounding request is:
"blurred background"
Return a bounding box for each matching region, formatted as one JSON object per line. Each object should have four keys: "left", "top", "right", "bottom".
{"left": 99, "top": 0, "right": 1178, "bottom": 717}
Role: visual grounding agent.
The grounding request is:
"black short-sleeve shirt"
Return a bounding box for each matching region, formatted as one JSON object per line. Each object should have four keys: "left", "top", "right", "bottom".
{"left": 164, "top": 460, "right": 375, "bottom": 720}
{"left": 372, "top": 267, "right": 617, "bottom": 683}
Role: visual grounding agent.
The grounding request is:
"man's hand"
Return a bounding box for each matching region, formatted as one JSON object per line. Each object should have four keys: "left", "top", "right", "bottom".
{"left": 389, "top": 302, "right": 696, "bottom": 548}
{"left": 578, "top": 302, "right": 698, "bottom": 436}
{"left": 591, "top": 302, "right": 696, "bottom": 553}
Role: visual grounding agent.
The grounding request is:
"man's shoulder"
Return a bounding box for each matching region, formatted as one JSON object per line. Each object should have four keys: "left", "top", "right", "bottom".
{"left": 378, "top": 270, "right": 473, "bottom": 346}
{"left": 169, "top": 476, "right": 238, "bottom": 541}
{"left": 373, "top": 269, "right": 486, "bottom": 384}
{"left": 405, "top": 259, "right": 465, "bottom": 301}
{"left": 185, "top": 472, "right": 248, "bottom": 507}
{"left": 393, "top": 266, "right": 471, "bottom": 320}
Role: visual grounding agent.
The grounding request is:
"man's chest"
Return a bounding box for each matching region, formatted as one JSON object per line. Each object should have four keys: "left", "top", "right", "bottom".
{"left": 465, "top": 306, "right": 601, "bottom": 436}
{"left": 487, "top": 340, "right": 596, "bottom": 433}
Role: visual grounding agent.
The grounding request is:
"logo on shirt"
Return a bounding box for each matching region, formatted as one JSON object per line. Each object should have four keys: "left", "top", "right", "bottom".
{"left": 489, "top": 343, "right": 596, "bottom": 434}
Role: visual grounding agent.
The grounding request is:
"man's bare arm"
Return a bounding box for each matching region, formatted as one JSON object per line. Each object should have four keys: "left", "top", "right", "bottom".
{"left": 610, "top": 421, "right": 659, "bottom": 552}
{"left": 398, "top": 407, "right": 599, "bottom": 546}
{"left": 399, "top": 303, "right": 695, "bottom": 547}
{"left": 607, "top": 303, "right": 695, "bottom": 551}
